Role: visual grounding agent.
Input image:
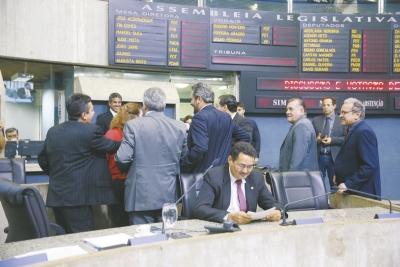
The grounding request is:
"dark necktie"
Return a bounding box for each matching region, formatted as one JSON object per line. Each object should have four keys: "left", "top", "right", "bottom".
{"left": 235, "top": 179, "right": 247, "bottom": 212}
{"left": 321, "top": 117, "right": 330, "bottom": 137}
{"left": 344, "top": 128, "right": 349, "bottom": 139}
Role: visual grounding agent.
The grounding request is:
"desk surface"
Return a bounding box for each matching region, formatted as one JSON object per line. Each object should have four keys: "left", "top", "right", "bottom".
{"left": 0, "top": 207, "right": 390, "bottom": 260}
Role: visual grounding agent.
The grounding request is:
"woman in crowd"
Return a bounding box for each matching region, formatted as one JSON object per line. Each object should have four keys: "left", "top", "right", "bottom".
{"left": 183, "top": 115, "right": 192, "bottom": 132}
{"left": 105, "top": 102, "right": 142, "bottom": 227}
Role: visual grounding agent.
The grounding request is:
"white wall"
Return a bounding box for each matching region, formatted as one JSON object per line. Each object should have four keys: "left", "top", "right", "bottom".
{"left": 0, "top": 0, "right": 109, "bottom": 66}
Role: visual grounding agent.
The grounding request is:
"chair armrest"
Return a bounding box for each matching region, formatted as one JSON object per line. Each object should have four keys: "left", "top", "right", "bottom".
{"left": 50, "top": 223, "right": 66, "bottom": 235}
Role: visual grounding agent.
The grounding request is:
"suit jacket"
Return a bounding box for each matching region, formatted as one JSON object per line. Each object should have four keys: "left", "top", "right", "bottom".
{"left": 334, "top": 120, "right": 381, "bottom": 199}
{"left": 233, "top": 113, "right": 253, "bottom": 143}
{"left": 279, "top": 115, "right": 318, "bottom": 172}
{"left": 195, "top": 165, "right": 282, "bottom": 223}
{"left": 17, "top": 88, "right": 32, "bottom": 99}
{"left": 249, "top": 118, "right": 261, "bottom": 157}
{"left": 115, "top": 111, "right": 188, "bottom": 212}
{"left": 181, "top": 105, "right": 251, "bottom": 173}
{"left": 312, "top": 114, "right": 346, "bottom": 161}
{"left": 38, "top": 120, "right": 120, "bottom": 207}
{"left": 96, "top": 110, "right": 114, "bottom": 135}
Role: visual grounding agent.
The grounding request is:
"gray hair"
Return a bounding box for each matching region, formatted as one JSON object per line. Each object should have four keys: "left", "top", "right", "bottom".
{"left": 143, "top": 87, "right": 166, "bottom": 112}
{"left": 288, "top": 98, "right": 307, "bottom": 114}
{"left": 344, "top": 98, "right": 365, "bottom": 119}
{"left": 191, "top": 82, "right": 214, "bottom": 103}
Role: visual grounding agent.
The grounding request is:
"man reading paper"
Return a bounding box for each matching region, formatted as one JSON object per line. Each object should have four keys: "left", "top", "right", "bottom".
{"left": 195, "top": 142, "right": 283, "bottom": 224}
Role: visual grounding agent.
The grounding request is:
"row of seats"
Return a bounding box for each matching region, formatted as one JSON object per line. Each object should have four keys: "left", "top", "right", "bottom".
{"left": 0, "top": 168, "right": 327, "bottom": 243}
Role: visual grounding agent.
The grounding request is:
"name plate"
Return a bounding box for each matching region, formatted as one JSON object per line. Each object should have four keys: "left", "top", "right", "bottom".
{"left": 129, "top": 234, "right": 168, "bottom": 246}
{"left": 292, "top": 217, "right": 323, "bottom": 225}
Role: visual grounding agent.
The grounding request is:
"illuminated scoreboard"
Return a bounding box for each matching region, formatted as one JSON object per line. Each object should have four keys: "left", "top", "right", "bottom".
{"left": 108, "top": 1, "right": 400, "bottom": 114}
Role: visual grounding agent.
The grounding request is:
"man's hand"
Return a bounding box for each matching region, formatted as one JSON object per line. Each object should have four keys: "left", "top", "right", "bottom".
{"left": 262, "top": 210, "right": 281, "bottom": 222}
{"left": 336, "top": 183, "right": 347, "bottom": 195}
{"left": 227, "top": 211, "right": 252, "bottom": 225}
{"left": 333, "top": 175, "right": 336, "bottom": 185}
{"left": 321, "top": 137, "right": 332, "bottom": 145}
{"left": 316, "top": 133, "right": 322, "bottom": 143}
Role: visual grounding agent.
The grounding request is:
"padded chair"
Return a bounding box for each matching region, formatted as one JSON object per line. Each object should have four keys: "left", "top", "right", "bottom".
{"left": 178, "top": 173, "right": 204, "bottom": 219}
{"left": 0, "top": 158, "right": 26, "bottom": 184}
{"left": 0, "top": 178, "right": 65, "bottom": 243}
{"left": 269, "top": 171, "right": 329, "bottom": 211}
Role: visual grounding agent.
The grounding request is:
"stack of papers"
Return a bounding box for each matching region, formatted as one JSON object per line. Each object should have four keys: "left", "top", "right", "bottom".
{"left": 84, "top": 233, "right": 133, "bottom": 250}
{"left": 247, "top": 207, "right": 276, "bottom": 221}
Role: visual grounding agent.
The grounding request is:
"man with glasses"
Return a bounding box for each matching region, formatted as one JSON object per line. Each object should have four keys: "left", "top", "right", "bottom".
{"left": 334, "top": 98, "right": 381, "bottom": 199}
{"left": 195, "top": 142, "right": 283, "bottom": 224}
{"left": 5, "top": 127, "right": 19, "bottom": 141}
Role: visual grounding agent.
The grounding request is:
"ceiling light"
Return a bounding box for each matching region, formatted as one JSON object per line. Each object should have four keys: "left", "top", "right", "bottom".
{"left": 218, "top": 86, "right": 228, "bottom": 90}
{"left": 175, "top": 83, "right": 189, "bottom": 89}
{"left": 11, "top": 73, "right": 34, "bottom": 82}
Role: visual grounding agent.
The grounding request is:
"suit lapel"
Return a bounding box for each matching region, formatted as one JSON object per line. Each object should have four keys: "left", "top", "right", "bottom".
{"left": 222, "top": 166, "right": 231, "bottom": 210}
{"left": 342, "top": 120, "right": 364, "bottom": 146}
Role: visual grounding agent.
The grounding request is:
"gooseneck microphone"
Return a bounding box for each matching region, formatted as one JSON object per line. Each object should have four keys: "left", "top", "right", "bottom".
{"left": 332, "top": 186, "right": 400, "bottom": 219}
{"left": 174, "top": 158, "right": 220, "bottom": 205}
{"left": 280, "top": 189, "right": 337, "bottom": 226}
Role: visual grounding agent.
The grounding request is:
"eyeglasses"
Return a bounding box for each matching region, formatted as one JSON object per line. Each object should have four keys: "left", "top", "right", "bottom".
{"left": 340, "top": 110, "right": 355, "bottom": 115}
{"left": 235, "top": 163, "right": 255, "bottom": 170}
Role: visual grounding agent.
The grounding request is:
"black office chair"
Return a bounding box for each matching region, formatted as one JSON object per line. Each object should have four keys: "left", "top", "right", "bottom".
{"left": 178, "top": 173, "right": 204, "bottom": 219}
{"left": 0, "top": 178, "right": 65, "bottom": 243}
{"left": 0, "top": 158, "right": 26, "bottom": 184}
{"left": 269, "top": 171, "right": 329, "bottom": 211}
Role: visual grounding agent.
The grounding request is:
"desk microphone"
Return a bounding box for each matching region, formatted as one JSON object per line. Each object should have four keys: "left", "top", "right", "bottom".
{"left": 332, "top": 186, "right": 400, "bottom": 219}
{"left": 174, "top": 158, "right": 220, "bottom": 206}
{"left": 280, "top": 189, "right": 337, "bottom": 226}
{"left": 162, "top": 159, "right": 219, "bottom": 234}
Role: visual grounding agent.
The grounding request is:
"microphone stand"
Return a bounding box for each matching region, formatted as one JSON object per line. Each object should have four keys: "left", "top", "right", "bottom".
{"left": 333, "top": 186, "right": 400, "bottom": 219}
{"left": 280, "top": 190, "right": 335, "bottom": 226}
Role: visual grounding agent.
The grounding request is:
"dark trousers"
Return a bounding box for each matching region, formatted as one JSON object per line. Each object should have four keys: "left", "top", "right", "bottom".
{"left": 318, "top": 154, "right": 335, "bottom": 190}
{"left": 129, "top": 209, "right": 162, "bottom": 225}
{"left": 52, "top": 206, "right": 94, "bottom": 234}
{"left": 109, "top": 178, "right": 129, "bottom": 227}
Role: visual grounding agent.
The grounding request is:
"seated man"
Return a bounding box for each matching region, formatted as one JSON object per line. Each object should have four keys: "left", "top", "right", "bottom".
{"left": 195, "top": 141, "right": 283, "bottom": 224}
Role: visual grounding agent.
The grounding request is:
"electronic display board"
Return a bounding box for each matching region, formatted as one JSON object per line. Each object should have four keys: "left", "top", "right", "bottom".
{"left": 108, "top": 1, "right": 400, "bottom": 114}
{"left": 109, "top": 0, "right": 209, "bottom": 68}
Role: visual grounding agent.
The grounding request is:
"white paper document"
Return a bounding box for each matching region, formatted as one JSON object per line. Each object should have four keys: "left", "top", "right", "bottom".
{"left": 84, "top": 233, "right": 133, "bottom": 250}
{"left": 247, "top": 207, "right": 276, "bottom": 221}
{"left": 15, "top": 245, "right": 87, "bottom": 261}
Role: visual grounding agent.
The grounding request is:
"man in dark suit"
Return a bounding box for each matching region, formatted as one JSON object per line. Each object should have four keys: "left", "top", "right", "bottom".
{"left": 181, "top": 82, "right": 250, "bottom": 174}
{"left": 95, "top": 93, "right": 122, "bottom": 134}
{"left": 312, "top": 97, "right": 346, "bottom": 190}
{"left": 334, "top": 98, "right": 381, "bottom": 199}
{"left": 17, "top": 83, "right": 33, "bottom": 99}
{"left": 237, "top": 102, "right": 261, "bottom": 163}
{"left": 115, "top": 87, "right": 187, "bottom": 225}
{"left": 279, "top": 98, "right": 318, "bottom": 172}
{"left": 195, "top": 142, "right": 282, "bottom": 224}
{"left": 38, "top": 93, "right": 120, "bottom": 233}
{"left": 217, "top": 95, "right": 253, "bottom": 144}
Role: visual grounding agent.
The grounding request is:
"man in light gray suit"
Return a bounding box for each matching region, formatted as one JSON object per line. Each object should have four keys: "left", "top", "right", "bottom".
{"left": 279, "top": 98, "right": 318, "bottom": 172}
{"left": 312, "top": 97, "right": 346, "bottom": 190}
{"left": 115, "top": 87, "right": 187, "bottom": 225}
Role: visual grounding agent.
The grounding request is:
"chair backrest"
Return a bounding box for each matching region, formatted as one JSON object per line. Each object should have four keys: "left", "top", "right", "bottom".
{"left": 270, "top": 171, "right": 328, "bottom": 211}
{"left": 0, "top": 158, "right": 26, "bottom": 184}
{"left": 0, "top": 178, "right": 52, "bottom": 243}
{"left": 178, "top": 173, "right": 204, "bottom": 219}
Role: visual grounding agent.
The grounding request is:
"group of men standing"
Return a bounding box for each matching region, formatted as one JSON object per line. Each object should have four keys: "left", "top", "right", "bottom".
{"left": 279, "top": 97, "right": 381, "bottom": 199}
{"left": 37, "top": 83, "right": 381, "bottom": 233}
